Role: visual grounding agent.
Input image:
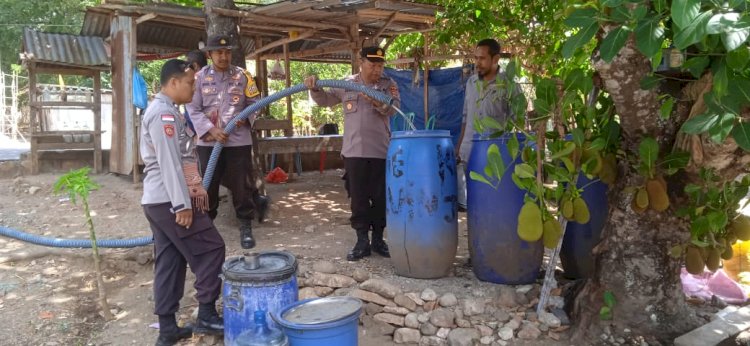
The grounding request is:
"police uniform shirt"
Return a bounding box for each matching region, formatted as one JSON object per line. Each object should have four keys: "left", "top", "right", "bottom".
{"left": 186, "top": 65, "right": 261, "bottom": 147}
{"left": 140, "top": 92, "right": 195, "bottom": 213}
{"left": 459, "top": 71, "right": 519, "bottom": 160}
{"left": 309, "top": 74, "right": 400, "bottom": 159}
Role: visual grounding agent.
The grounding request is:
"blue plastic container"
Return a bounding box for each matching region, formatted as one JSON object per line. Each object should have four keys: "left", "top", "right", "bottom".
{"left": 272, "top": 297, "right": 362, "bottom": 346}
{"left": 386, "top": 130, "right": 458, "bottom": 279}
{"left": 560, "top": 174, "right": 608, "bottom": 279}
{"left": 466, "top": 133, "right": 543, "bottom": 284}
{"left": 236, "top": 310, "right": 289, "bottom": 346}
{"left": 222, "top": 252, "right": 298, "bottom": 346}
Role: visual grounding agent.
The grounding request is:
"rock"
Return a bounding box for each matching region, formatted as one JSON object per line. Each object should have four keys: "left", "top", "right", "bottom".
{"left": 405, "top": 312, "right": 420, "bottom": 328}
{"left": 515, "top": 292, "right": 529, "bottom": 306}
{"left": 525, "top": 311, "right": 538, "bottom": 322}
{"left": 515, "top": 285, "right": 533, "bottom": 294}
{"left": 539, "top": 324, "right": 548, "bottom": 332}
{"left": 362, "top": 315, "right": 396, "bottom": 336}
{"left": 504, "top": 318, "right": 521, "bottom": 331}
{"left": 496, "top": 286, "right": 518, "bottom": 308}
{"left": 421, "top": 288, "right": 438, "bottom": 301}
{"left": 447, "top": 328, "right": 480, "bottom": 346}
{"left": 420, "top": 336, "right": 448, "bottom": 346}
{"left": 360, "top": 279, "right": 402, "bottom": 299}
{"left": 297, "top": 264, "right": 311, "bottom": 276}
{"left": 429, "top": 308, "right": 455, "bottom": 328}
{"left": 298, "top": 287, "right": 319, "bottom": 300}
{"left": 384, "top": 306, "right": 411, "bottom": 316}
{"left": 352, "top": 268, "right": 370, "bottom": 282}
{"left": 394, "top": 328, "right": 421, "bottom": 344}
{"left": 406, "top": 292, "right": 426, "bottom": 306}
{"left": 461, "top": 298, "right": 486, "bottom": 316}
{"left": 497, "top": 327, "right": 514, "bottom": 341}
{"left": 395, "top": 294, "right": 418, "bottom": 311}
{"left": 496, "top": 341, "right": 508, "bottom": 346}
{"left": 547, "top": 296, "right": 565, "bottom": 309}
{"left": 417, "top": 312, "right": 431, "bottom": 323}
{"left": 517, "top": 323, "right": 541, "bottom": 340}
{"left": 313, "top": 286, "right": 333, "bottom": 297}
{"left": 437, "top": 328, "right": 450, "bottom": 339}
{"left": 550, "top": 307, "right": 570, "bottom": 325}
{"left": 525, "top": 284, "right": 541, "bottom": 301}
{"left": 28, "top": 186, "right": 41, "bottom": 195}
{"left": 438, "top": 293, "right": 458, "bottom": 307}
{"left": 454, "top": 308, "right": 464, "bottom": 320}
{"left": 424, "top": 300, "right": 438, "bottom": 312}
{"left": 420, "top": 322, "right": 438, "bottom": 336}
{"left": 493, "top": 309, "right": 511, "bottom": 323}
{"left": 374, "top": 313, "right": 405, "bottom": 326}
{"left": 480, "top": 336, "right": 495, "bottom": 345}
{"left": 304, "top": 225, "right": 315, "bottom": 233}
{"left": 538, "top": 311, "right": 561, "bottom": 328}
{"left": 365, "top": 302, "right": 384, "bottom": 316}
{"left": 475, "top": 325, "right": 493, "bottom": 337}
{"left": 312, "top": 261, "right": 337, "bottom": 274}
{"left": 349, "top": 289, "right": 397, "bottom": 307}
{"left": 333, "top": 287, "right": 353, "bottom": 296}
{"left": 456, "top": 318, "right": 471, "bottom": 328}
{"left": 309, "top": 272, "right": 356, "bottom": 288}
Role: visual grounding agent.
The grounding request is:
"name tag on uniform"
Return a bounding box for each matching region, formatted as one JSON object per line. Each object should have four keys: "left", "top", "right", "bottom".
{"left": 161, "top": 114, "right": 175, "bottom": 122}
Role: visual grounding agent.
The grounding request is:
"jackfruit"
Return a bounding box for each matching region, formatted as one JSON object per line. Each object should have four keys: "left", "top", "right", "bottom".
{"left": 722, "top": 242, "right": 734, "bottom": 260}
{"left": 656, "top": 175, "right": 667, "bottom": 191}
{"left": 561, "top": 198, "right": 574, "bottom": 220}
{"left": 685, "top": 246, "right": 705, "bottom": 275}
{"left": 517, "top": 202, "right": 543, "bottom": 242}
{"left": 646, "top": 179, "right": 670, "bottom": 212}
{"left": 730, "top": 215, "right": 750, "bottom": 241}
{"left": 543, "top": 219, "right": 563, "bottom": 249}
{"left": 572, "top": 197, "right": 590, "bottom": 224}
{"left": 591, "top": 153, "right": 604, "bottom": 175}
{"left": 631, "top": 197, "right": 646, "bottom": 213}
{"left": 635, "top": 188, "right": 649, "bottom": 209}
{"left": 599, "top": 154, "right": 617, "bottom": 185}
{"left": 706, "top": 247, "right": 721, "bottom": 272}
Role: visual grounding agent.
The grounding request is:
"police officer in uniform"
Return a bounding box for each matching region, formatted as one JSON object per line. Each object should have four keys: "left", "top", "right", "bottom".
{"left": 187, "top": 35, "right": 263, "bottom": 249}
{"left": 141, "top": 59, "right": 224, "bottom": 346}
{"left": 304, "top": 46, "right": 400, "bottom": 261}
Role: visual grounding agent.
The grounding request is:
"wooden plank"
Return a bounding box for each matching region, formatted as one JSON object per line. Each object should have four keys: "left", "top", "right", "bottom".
{"left": 32, "top": 130, "right": 104, "bottom": 137}
{"left": 284, "top": 43, "right": 293, "bottom": 137}
{"left": 135, "top": 13, "right": 157, "bottom": 24}
{"left": 37, "top": 142, "right": 96, "bottom": 150}
{"left": 250, "top": 30, "right": 316, "bottom": 58}
{"left": 261, "top": 43, "right": 354, "bottom": 60}
{"left": 253, "top": 119, "right": 293, "bottom": 131}
{"left": 33, "top": 67, "right": 101, "bottom": 75}
{"left": 93, "top": 71, "right": 102, "bottom": 174}
{"left": 372, "top": 12, "right": 398, "bottom": 40}
{"left": 29, "top": 101, "right": 96, "bottom": 109}
{"left": 350, "top": 24, "right": 360, "bottom": 74}
{"left": 211, "top": 7, "right": 346, "bottom": 31}
{"left": 29, "top": 63, "right": 39, "bottom": 175}
{"left": 423, "top": 33, "right": 430, "bottom": 124}
{"left": 388, "top": 54, "right": 466, "bottom": 65}
{"left": 256, "top": 136, "right": 343, "bottom": 155}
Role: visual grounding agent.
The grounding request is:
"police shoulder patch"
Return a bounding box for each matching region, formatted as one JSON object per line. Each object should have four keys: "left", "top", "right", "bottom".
{"left": 164, "top": 124, "right": 175, "bottom": 138}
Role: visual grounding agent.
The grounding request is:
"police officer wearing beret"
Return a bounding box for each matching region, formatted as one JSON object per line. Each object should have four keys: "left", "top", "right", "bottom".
{"left": 304, "top": 46, "right": 400, "bottom": 261}
{"left": 141, "top": 59, "right": 225, "bottom": 345}
{"left": 187, "top": 35, "right": 265, "bottom": 249}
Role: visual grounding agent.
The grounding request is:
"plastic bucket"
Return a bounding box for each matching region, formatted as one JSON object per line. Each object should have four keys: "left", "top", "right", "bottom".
{"left": 272, "top": 297, "right": 362, "bottom": 346}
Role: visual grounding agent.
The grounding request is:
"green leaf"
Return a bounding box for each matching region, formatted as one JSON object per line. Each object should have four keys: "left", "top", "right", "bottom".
{"left": 482, "top": 116, "right": 504, "bottom": 131}
{"left": 600, "top": 27, "right": 631, "bottom": 62}
{"left": 731, "top": 122, "right": 750, "bottom": 151}
{"left": 470, "top": 171, "right": 493, "bottom": 187}
{"left": 733, "top": 77, "right": 750, "bottom": 103}
{"left": 565, "top": 8, "right": 599, "bottom": 28}
{"left": 639, "top": 137, "right": 659, "bottom": 168}
{"left": 603, "top": 291, "right": 617, "bottom": 308}
{"left": 589, "top": 137, "right": 607, "bottom": 151}
{"left": 682, "top": 113, "right": 719, "bottom": 134}
{"left": 722, "top": 26, "right": 750, "bottom": 51}
{"left": 487, "top": 144, "right": 506, "bottom": 178}
{"left": 673, "top": 11, "right": 712, "bottom": 50}
{"left": 551, "top": 142, "right": 576, "bottom": 160}
{"left": 727, "top": 47, "right": 750, "bottom": 70}
{"left": 515, "top": 163, "right": 536, "bottom": 179}
{"left": 671, "top": 0, "right": 701, "bottom": 29}
{"left": 681, "top": 56, "right": 710, "bottom": 78}
{"left": 572, "top": 128, "right": 585, "bottom": 147}
{"left": 564, "top": 69, "right": 586, "bottom": 92}
{"left": 635, "top": 17, "right": 666, "bottom": 57}
{"left": 563, "top": 22, "right": 599, "bottom": 58}
{"left": 508, "top": 133, "right": 520, "bottom": 161}
{"left": 712, "top": 58, "right": 729, "bottom": 98}
{"left": 640, "top": 74, "right": 661, "bottom": 90}
{"left": 610, "top": 5, "right": 632, "bottom": 23}
{"left": 561, "top": 157, "right": 576, "bottom": 173}
{"left": 708, "top": 113, "right": 736, "bottom": 143}
{"left": 601, "top": 0, "right": 623, "bottom": 7}
{"left": 660, "top": 151, "right": 690, "bottom": 173}
{"left": 475, "top": 9, "right": 481, "bottom": 18}
{"left": 706, "top": 13, "right": 740, "bottom": 35}
{"left": 633, "top": 6, "right": 648, "bottom": 21}
{"left": 599, "top": 306, "right": 613, "bottom": 320}
{"left": 533, "top": 99, "right": 552, "bottom": 115}
{"left": 651, "top": 48, "right": 664, "bottom": 70}
{"left": 660, "top": 97, "right": 675, "bottom": 119}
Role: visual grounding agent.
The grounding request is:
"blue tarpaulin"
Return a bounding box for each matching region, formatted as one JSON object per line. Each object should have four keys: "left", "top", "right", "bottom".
{"left": 384, "top": 67, "right": 467, "bottom": 145}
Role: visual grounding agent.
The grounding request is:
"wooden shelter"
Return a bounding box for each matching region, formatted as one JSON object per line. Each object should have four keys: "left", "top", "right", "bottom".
{"left": 20, "top": 28, "right": 108, "bottom": 174}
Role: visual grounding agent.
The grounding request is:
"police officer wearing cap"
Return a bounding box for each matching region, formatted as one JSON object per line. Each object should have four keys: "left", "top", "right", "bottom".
{"left": 187, "top": 35, "right": 265, "bottom": 249}
{"left": 304, "top": 46, "right": 400, "bottom": 261}
{"left": 141, "top": 59, "right": 225, "bottom": 345}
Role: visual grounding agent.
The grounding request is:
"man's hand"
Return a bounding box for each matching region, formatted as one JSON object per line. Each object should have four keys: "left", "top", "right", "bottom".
{"left": 304, "top": 75, "right": 319, "bottom": 90}
{"left": 175, "top": 209, "right": 193, "bottom": 229}
{"left": 207, "top": 127, "right": 228, "bottom": 144}
{"left": 236, "top": 119, "right": 248, "bottom": 128}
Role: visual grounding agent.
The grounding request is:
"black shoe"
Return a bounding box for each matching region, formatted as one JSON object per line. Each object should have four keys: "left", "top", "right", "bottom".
{"left": 194, "top": 315, "right": 224, "bottom": 335}
{"left": 155, "top": 326, "right": 193, "bottom": 346}
{"left": 240, "top": 220, "right": 255, "bottom": 249}
{"left": 371, "top": 239, "right": 390, "bottom": 258}
{"left": 347, "top": 246, "right": 371, "bottom": 261}
{"left": 256, "top": 195, "right": 269, "bottom": 223}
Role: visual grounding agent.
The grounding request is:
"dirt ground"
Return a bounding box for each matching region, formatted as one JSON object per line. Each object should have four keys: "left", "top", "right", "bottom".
{"left": 0, "top": 170, "right": 579, "bottom": 346}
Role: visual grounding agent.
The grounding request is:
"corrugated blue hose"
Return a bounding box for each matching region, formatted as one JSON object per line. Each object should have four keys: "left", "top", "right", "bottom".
{"left": 0, "top": 80, "right": 393, "bottom": 249}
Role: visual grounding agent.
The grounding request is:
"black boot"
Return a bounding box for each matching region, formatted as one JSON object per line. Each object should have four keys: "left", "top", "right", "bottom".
{"left": 256, "top": 195, "right": 270, "bottom": 223}
{"left": 347, "top": 228, "right": 371, "bottom": 261}
{"left": 194, "top": 302, "right": 224, "bottom": 335}
{"left": 239, "top": 219, "right": 256, "bottom": 249}
{"left": 371, "top": 228, "right": 390, "bottom": 258}
{"left": 155, "top": 314, "right": 192, "bottom": 346}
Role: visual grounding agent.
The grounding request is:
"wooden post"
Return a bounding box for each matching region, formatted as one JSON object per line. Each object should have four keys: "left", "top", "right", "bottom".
{"left": 350, "top": 24, "right": 360, "bottom": 74}
{"left": 254, "top": 36, "right": 268, "bottom": 117}
{"left": 93, "top": 71, "right": 102, "bottom": 173}
{"left": 423, "top": 34, "right": 430, "bottom": 125}
{"left": 283, "top": 43, "right": 294, "bottom": 177}
{"left": 110, "top": 14, "right": 137, "bottom": 179}
{"left": 28, "top": 63, "right": 38, "bottom": 175}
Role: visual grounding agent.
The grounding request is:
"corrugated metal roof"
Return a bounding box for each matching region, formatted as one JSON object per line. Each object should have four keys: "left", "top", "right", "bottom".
{"left": 21, "top": 28, "right": 109, "bottom": 67}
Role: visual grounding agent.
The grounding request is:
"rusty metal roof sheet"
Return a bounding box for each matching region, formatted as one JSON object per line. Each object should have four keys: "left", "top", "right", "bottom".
{"left": 21, "top": 28, "right": 109, "bottom": 68}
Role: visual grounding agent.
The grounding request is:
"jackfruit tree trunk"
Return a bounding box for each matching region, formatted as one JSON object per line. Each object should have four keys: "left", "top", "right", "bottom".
{"left": 204, "top": 0, "right": 246, "bottom": 69}
{"left": 571, "top": 35, "right": 701, "bottom": 342}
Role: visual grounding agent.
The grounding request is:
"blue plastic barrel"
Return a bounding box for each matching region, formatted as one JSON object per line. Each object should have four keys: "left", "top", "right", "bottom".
{"left": 222, "top": 252, "right": 298, "bottom": 346}
{"left": 386, "top": 130, "right": 458, "bottom": 279}
{"left": 560, "top": 175, "right": 608, "bottom": 279}
{"left": 466, "top": 133, "right": 543, "bottom": 284}
{"left": 272, "top": 297, "right": 362, "bottom": 346}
